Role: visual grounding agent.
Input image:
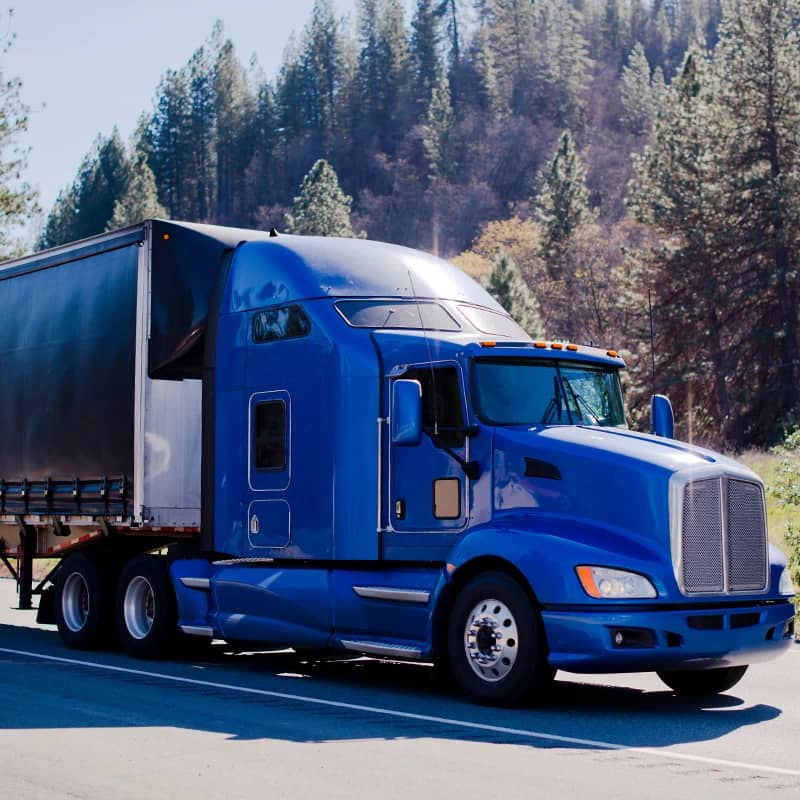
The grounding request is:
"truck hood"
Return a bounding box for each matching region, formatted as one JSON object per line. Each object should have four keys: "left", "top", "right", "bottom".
{"left": 491, "top": 425, "right": 758, "bottom": 553}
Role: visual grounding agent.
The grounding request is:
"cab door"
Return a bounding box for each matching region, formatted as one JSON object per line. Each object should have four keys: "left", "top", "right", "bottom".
{"left": 388, "top": 362, "right": 469, "bottom": 540}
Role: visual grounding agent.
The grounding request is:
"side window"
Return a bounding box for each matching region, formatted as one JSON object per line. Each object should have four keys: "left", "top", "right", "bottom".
{"left": 404, "top": 366, "right": 465, "bottom": 448}
{"left": 252, "top": 305, "right": 311, "bottom": 343}
{"left": 254, "top": 401, "right": 286, "bottom": 471}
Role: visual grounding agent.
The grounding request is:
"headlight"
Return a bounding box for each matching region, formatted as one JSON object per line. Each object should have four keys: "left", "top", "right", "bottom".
{"left": 779, "top": 567, "right": 795, "bottom": 597}
{"left": 576, "top": 566, "right": 657, "bottom": 599}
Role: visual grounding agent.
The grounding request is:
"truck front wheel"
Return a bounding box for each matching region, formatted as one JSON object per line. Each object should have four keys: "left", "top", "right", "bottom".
{"left": 447, "top": 571, "right": 554, "bottom": 706}
{"left": 657, "top": 665, "right": 748, "bottom": 696}
{"left": 54, "top": 552, "right": 116, "bottom": 649}
{"left": 116, "top": 555, "right": 177, "bottom": 659}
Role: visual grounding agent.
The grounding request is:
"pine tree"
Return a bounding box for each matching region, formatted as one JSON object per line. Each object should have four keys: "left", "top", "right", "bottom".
{"left": 187, "top": 32, "right": 219, "bottom": 221}
{"left": 485, "top": 251, "right": 543, "bottom": 336}
{"left": 435, "top": 0, "right": 463, "bottom": 103}
{"left": 284, "top": 159, "right": 355, "bottom": 236}
{"left": 355, "top": 0, "right": 410, "bottom": 154}
{"left": 531, "top": 0, "right": 592, "bottom": 129}
{"left": 711, "top": 0, "right": 800, "bottom": 434}
{"left": 105, "top": 155, "right": 168, "bottom": 230}
{"left": 489, "top": 0, "right": 536, "bottom": 116}
{"left": 629, "top": 49, "right": 736, "bottom": 442}
{"left": 145, "top": 68, "right": 194, "bottom": 219}
{"left": 214, "top": 38, "right": 251, "bottom": 223}
{"left": 0, "top": 10, "right": 37, "bottom": 256}
{"left": 620, "top": 42, "right": 656, "bottom": 135}
{"left": 536, "top": 131, "right": 592, "bottom": 276}
{"left": 410, "top": 0, "right": 442, "bottom": 115}
{"left": 471, "top": 25, "right": 503, "bottom": 118}
{"left": 422, "top": 70, "right": 456, "bottom": 181}
{"left": 299, "top": 0, "right": 344, "bottom": 141}
{"left": 41, "top": 130, "right": 129, "bottom": 247}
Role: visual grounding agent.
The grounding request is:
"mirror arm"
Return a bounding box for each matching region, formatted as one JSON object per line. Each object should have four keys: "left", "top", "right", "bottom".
{"left": 423, "top": 429, "right": 480, "bottom": 479}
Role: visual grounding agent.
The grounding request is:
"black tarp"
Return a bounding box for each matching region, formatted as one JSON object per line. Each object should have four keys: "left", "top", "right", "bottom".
{"left": 0, "top": 220, "right": 269, "bottom": 486}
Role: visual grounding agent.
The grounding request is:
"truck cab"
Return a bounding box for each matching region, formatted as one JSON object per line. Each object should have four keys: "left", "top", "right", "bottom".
{"left": 163, "top": 232, "right": 793, "bottom": 704}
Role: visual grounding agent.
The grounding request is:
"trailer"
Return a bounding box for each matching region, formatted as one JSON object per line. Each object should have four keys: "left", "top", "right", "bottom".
{"left": 0, "top": 220, "right": 793, "bottom": 705}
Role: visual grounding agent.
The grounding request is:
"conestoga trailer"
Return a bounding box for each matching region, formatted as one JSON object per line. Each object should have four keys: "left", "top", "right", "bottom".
{"left": 0, "top": 220, "right": 793, "bottom": 705}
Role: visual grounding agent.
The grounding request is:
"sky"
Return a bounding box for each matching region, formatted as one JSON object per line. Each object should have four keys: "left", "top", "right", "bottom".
{"left": 6, "top": 0, "right": 357, "bottom": 239}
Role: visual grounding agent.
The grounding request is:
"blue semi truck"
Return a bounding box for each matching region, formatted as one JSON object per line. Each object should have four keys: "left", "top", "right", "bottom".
{"left": 0, "top": 220, "right": 793, "bottom": 705}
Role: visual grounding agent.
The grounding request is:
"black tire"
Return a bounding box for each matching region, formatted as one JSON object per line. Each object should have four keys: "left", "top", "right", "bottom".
{"left": 54, "top": 552, "right": 116, "bottom": 650}
{"left": 658, "top": 665, "right": 748, "bottom": 696}
{"left": 447, "top": 571, "right": 554, "bottom": 706}
{"left": 116, "top": 555, "right": 178, "bottom": 659}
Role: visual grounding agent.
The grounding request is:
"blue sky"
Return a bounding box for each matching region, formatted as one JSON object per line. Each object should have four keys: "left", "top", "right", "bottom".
{"left": 6, "top": 1, "right": 356, "bottom": 237}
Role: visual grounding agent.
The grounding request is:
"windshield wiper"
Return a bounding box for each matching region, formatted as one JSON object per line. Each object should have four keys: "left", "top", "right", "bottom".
{"left": 562, "top": 377, "right": 601, "bottom": 424}
{"left": 541, "top": 376, "right": 565, "bottom": 424}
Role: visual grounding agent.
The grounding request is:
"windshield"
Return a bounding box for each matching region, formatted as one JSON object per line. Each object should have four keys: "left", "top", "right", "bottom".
{"left": 471, "top": 358, "right": 627, "bottom": 427}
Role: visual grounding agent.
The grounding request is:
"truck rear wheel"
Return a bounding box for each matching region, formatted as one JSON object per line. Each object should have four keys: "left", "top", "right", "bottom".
{"left": 54, "top": 552, "right": 116, "bottom": 649}
{"left": 447, "top": 571, "right": 553, "bottom": 706}
{"left": 658, "top": 665, "right": 748, "bottom": 696}
{"left": 116, "top": 555, "right": 177, "bottom": 659}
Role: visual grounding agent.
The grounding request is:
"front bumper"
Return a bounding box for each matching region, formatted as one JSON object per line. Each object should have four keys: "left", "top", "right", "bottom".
{"left": 542, "top": 601, "right": 794, "bottom": 673}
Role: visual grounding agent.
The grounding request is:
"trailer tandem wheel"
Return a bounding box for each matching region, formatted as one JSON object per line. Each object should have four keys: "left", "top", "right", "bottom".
{"left": 54, "top": 552, "right": 117, "bottom": 649}
{"left": 116, "top": 555, "right": 178, "bottom": 659}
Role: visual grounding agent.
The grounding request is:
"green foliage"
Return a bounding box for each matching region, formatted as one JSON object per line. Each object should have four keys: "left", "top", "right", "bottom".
{"left": 40, "top": 130, "right": 128, "bottom": 248}
{"left": 284, "top": 158, "right": 355, "bottom": 236}
{"left": 772, "top": 428, "right": 800, "bottom": 509}
{"left": 770, "top": 428, "right": 800, "bottom": 599}
{"left": 630, "top": 0, "right": 800, "bottom": 447}
{"left": 536, "top": 131, "right": 592, "bottom": 275}
{"left": 422, "top": 70, "right": 456, "bottom": 180}
{"left": 410, "top": 0, "right": 442, "bottom": 115}
{"left": 485, "top": 251, "right": 543, "bottom": 337}
{"left": 0, "top": 10, "right": 37, "bottom": 257}
{"left": 621, "top": 43, "right": 658, "bottom": 135}
{"left": 106, "top": 155, "right": 168, "bottom": 231}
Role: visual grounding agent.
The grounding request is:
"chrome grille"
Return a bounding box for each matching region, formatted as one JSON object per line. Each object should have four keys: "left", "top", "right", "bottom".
{"left": 727, "top": 479, "right": 768, "bottom": 591}
{"left": 679, "top": 476, "right": 767, "bottom": 595}
{"left": 681, "top": 478, "right": 724, "bottom": 593}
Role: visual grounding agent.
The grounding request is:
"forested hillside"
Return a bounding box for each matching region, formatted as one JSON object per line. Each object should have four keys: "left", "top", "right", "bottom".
{"left": 35, "top": 0, "right": 800, "bottom": 451}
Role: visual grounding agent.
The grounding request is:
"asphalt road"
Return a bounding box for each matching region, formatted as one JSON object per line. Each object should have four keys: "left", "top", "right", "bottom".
{"left": 1, "top": 578, "right": 800, "bottom": 799}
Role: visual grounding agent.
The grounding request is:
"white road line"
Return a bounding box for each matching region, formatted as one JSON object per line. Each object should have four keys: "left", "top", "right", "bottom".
{"left": 2, "top": 646, "right": 799, "bottom": 780}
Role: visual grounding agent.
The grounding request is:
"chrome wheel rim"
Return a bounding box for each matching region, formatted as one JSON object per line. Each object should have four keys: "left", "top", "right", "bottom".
{"left": 124, "top": 576, "right": 155, "bottom": 640}
{"left": 62, "top": 573, "right": 90, "bottom": 632}
{"left": 463, "top": 597, "right": 519, "bottom": 683}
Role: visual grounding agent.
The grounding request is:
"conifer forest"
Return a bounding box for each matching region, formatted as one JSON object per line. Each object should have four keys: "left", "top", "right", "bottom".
{"left": 9, "top": 0, "right": 800, "bottom": 450}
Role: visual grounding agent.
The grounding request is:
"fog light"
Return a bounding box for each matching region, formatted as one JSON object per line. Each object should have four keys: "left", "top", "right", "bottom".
{"left": 610, "top": 628, "right": 656, "bottom": 648}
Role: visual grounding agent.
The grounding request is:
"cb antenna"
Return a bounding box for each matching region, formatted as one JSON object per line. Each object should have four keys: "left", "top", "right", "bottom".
{"left": 648, "top": 289, "right": 657, "bottom": 397}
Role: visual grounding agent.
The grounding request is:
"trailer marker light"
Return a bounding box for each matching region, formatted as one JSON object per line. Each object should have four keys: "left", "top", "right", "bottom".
{"left": 479, "top": 341, "right": 497, "bottom": 348}
{"left": 162, "top": 233, "right": 170, "bottom": 240}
